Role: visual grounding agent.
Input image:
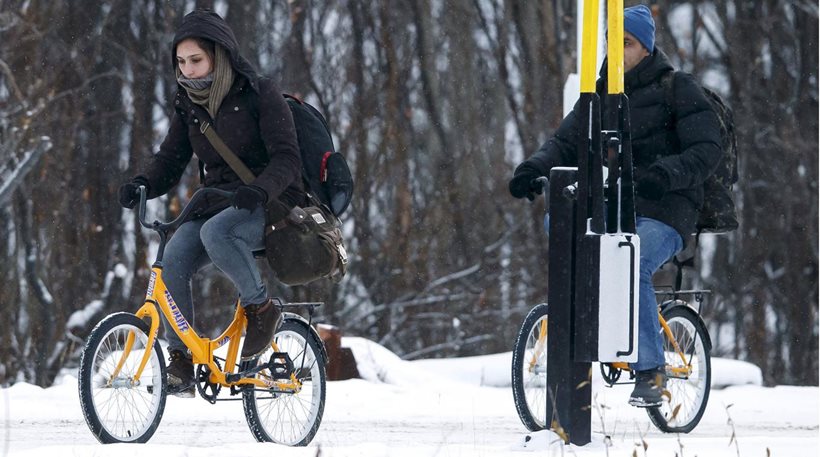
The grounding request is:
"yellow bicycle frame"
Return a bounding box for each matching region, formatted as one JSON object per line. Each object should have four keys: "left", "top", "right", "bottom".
{"left": 522, "top": 310, "right": 694, "bottom": 378}
{"left": 528, "top": 319, "right": 548, "bottom": 372}
{"left": 609, "top": 311, "right": 693, "bottom": 377}
{"left": 108, "top": 266, "right": 300, "bottom": 391}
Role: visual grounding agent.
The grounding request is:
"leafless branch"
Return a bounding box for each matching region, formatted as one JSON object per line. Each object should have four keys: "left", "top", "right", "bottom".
{"left": 0, "top": 57, "right": 26, "bottom": 105}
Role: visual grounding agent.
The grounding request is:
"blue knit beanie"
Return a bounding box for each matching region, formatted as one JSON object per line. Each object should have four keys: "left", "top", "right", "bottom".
{"left": 624, "top": 5, "right": 655, "bottom": 52}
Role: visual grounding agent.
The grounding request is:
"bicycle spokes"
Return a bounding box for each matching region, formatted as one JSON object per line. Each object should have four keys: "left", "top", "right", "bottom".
{"left": 511, "top": 304, "right": 549, "bottom": 432}
{"left": 242, "top": 320, "right": 326, "bottom": 445}
{"left": 648, "top": 307, "right": 711, "bottom": 433}
{"left": 79, "top": 313, "right": 166, "bottom": 443}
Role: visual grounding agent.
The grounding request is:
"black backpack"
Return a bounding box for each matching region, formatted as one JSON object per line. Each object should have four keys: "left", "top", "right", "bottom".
{"left": 662, "top": 71, "right": 739, "bottom": 234}
{"left": 283, "top": 94, "right": 353, "bottom": 217}
{"left": 283, "top": 94, "right": 354, "bottom": 217}
{"left": 248, "top": 90, "right": 354, "bottom": 218}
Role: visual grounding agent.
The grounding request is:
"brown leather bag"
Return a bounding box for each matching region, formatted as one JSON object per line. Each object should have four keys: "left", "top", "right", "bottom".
{"left": 200, "top": 121, "right": 348, "bottom": 285}
{"left": 264, "top": 202, "right": 348, "bottom": 285}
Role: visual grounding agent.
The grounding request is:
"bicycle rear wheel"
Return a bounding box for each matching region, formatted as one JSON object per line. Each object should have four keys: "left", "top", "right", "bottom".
{"left": 243, "top": 318, "right": 326, "bottom": 445}
{"left": 647, "top": 305, "right": 711, "bottom": 433}
{"left": 511, "top": 303, "right": 548, "bottom": 431}
{"left": 78, "top": 312, "right": 167, "bottom": 443}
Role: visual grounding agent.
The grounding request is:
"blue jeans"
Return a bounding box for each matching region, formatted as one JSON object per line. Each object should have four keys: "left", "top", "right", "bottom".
{"left": 542, "top": 215, "right": 682, "bottom": 371}
{"left": 632, "top": 217, "right": 683, "bottom": 371}
{"left": 162, "top": 206, "right": 267, "bottom": 353}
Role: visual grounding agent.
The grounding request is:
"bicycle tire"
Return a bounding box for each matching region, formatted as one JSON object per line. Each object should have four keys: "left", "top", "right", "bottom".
{"left": 511, "top": 303, "right": 549, "bottom": 431}
{"left": 78, "top": 312, "right": 167, "bottom": 443}
{"left": 647, "top": 304, "right": 711, "bottom": 433}
{"left": 243, "top": 318, "right": 327, "bottom": 445}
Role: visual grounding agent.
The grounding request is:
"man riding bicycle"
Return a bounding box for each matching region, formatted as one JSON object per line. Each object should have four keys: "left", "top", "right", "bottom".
{"left": 508, "top": 4, "right": 721, "bottom": 407}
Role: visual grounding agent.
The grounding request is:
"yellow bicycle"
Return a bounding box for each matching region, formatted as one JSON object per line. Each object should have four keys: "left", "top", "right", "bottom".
{"left": 78, "top": 186, "right": 327, "bottom": 445}
{"left": 511, "top": 274, "right": 712, "bottom": 433}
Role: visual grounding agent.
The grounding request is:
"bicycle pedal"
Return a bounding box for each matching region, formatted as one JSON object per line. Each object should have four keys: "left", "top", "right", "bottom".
{"left": 266, "top": 362, "right": 290, "bottom": 379}
{"left": 265, "top": 352, "right": 294, "bottom": 379}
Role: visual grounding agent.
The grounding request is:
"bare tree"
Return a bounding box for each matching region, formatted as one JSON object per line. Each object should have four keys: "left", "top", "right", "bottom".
{"left": 0, "top": 0, "right": 815, "bottom": 387}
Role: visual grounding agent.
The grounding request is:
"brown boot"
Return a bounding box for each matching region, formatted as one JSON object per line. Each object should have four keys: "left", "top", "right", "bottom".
{"left": 241, "top": 298, "right": 283, "bottom": 361}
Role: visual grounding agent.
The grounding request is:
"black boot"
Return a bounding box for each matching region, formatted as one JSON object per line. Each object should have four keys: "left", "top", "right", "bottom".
{"left": 166, "top": 349, "right": 195, "bottom": 398}
{"left": 629, "top": 367, "right": 667, "bottom": 407}
{"left": 241, "top": 298, "right": 283, "bottom": 361}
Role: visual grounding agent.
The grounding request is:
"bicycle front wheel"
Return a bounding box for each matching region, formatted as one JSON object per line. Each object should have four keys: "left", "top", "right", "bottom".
{"left": 78, "top": 312, "right": 167, "bottom": 443}
{"left": 243, "top": 318, "right": 327, "bottom": 446}
{"left": 511, "top": 303, "right": 548, "bottom": 431}
{"left": 648, "top": 304, "right": 711, "bottom": 433}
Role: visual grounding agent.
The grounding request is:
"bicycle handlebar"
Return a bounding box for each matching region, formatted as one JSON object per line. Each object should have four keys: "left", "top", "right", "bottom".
{"left": 533, "top": 176, "right": 550, "bottom": 210}
{"left": 136, "top": 186, "right": 234, "bottom": 232}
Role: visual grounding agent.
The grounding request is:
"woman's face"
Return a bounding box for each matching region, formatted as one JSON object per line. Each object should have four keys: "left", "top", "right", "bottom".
{"left": 176, "top": 38, "right": 213, "bottom": 79}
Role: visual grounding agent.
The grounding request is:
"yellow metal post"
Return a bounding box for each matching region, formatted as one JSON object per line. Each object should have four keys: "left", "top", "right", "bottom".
{"left": 580, "top": 0, "right": 600, "bottom": 93}
{"left": 607, "top": 0, "right": 625, "bottom": 94}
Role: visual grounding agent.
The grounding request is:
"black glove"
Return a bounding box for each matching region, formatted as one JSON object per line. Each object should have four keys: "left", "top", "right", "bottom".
{"left": 636, "top": 169, "right": 670, "bottom": 200}
{"left": 118, "top": 178, "right": 149, "bottom": 209}
{"left": 509, "top": 164, "right": 543, "bottom": 201}
{"left": 231, "top": 185, "right": 267, "bottom": 211}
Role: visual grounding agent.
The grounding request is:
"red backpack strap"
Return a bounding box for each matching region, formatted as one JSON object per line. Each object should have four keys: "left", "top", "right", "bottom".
{"left": 320, "top": 152, "right": 332, "bottom": 182}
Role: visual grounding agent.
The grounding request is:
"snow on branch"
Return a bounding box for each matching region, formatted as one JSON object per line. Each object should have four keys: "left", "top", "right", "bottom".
{"left": 0, "top": 137, "right": 52, "bottom": 207}
{"left": 66, "top": 300, "right": 104, "bottom": 333}
{"left": 0, "top": 56, "right": 26, "bottom": 104}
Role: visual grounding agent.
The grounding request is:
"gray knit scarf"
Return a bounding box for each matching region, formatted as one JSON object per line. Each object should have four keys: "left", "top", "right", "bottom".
{"left": 177, "top": 44, "right": 235, "bottom": 119}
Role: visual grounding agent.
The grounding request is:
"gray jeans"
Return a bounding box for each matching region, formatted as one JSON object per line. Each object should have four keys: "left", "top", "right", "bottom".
{"left": 162, "top": 206, "right": 266, "bottom": 353}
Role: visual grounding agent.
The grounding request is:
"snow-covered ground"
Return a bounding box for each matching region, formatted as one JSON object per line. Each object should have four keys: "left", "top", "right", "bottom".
{"left": 1, "top": 336, "right": 817, "bottom": 457}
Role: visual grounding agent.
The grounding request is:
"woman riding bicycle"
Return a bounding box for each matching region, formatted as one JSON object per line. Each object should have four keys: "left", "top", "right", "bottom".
{"left": 117, "top": 9, "right": 304, "bottom": 397}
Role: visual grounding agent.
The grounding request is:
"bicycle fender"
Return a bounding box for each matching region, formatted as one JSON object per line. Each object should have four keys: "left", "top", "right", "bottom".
{"left": 658, "top": 299, "right": 686, "bottom": 314}
{"left": 281, "top": 312, "right": 329, "bottom": 363}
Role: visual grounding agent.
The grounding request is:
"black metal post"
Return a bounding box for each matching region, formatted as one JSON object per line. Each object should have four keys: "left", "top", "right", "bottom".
{"left": 574, "top": 92, "right": 605, "bottom": 364}
{"left": 546, "top": 168, "right": 591, "bottom": 446}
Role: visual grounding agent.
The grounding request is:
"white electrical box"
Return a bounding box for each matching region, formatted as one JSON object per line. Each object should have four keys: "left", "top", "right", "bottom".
{"left": 596, "top": 233, "right": 640, "bottom": 363}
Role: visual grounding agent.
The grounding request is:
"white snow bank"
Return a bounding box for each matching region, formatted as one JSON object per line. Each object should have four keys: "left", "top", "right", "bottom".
{"left": 710, "top": 356, "right": 763, "bottom": 387}
{"left": 343, "top": 336, "right": 435, "bottom": 385}
{"left": 345, "top": 335, "right": 763, "bottom": 389}
{"left": 411, "top": 352, "right": 512, "bottom": 387}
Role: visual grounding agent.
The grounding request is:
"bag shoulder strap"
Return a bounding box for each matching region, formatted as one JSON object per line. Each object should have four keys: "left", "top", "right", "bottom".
{"left": 199, "top": 121, "right": 257, "bottom": 185}
{"left": 199, "top": 108, "right": 336, "bottom": 225}
{"left": 660, "top": 70, "right": 678, "bottom": 120}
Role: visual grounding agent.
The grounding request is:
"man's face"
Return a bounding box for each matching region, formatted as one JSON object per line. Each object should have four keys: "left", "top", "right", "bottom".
{"left": 623, "top": 31, "right": 650, "bottom": 72}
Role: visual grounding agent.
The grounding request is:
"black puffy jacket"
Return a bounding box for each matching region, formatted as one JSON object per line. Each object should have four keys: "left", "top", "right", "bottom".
{"left": 518, "top": 49, "right": 722, "bottom": 240}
